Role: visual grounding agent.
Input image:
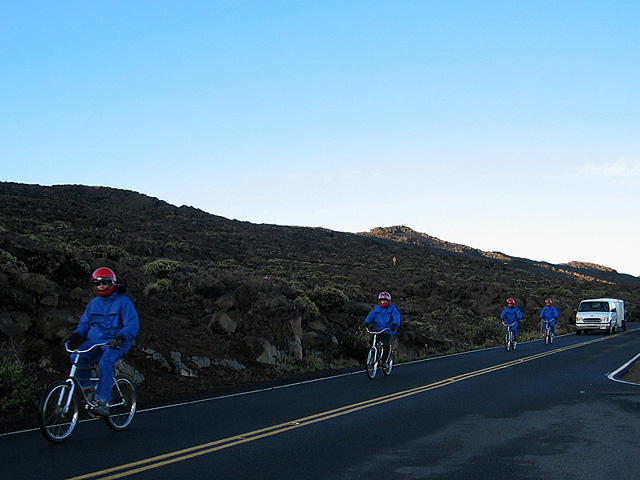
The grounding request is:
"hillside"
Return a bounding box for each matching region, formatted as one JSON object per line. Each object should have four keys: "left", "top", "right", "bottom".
{"left": 1, "top": 182, "right": 639, "bottom": 430}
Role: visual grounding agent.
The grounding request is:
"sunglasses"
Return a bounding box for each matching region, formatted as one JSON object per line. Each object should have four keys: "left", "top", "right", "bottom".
{"left": 92, "top": 280, "right": 113, "bottom": 287}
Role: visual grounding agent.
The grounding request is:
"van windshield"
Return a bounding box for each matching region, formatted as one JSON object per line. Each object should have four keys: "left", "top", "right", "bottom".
{"left": 578, "top": 301, "right": 610, "bottom": 312}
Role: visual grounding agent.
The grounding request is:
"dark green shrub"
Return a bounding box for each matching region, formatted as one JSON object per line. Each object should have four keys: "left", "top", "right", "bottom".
{"left": 0, "top": 359, "right": 39, "bottom": 416}
{"left": 467, "top": 317, "right": 501, "bottom": 346}
{"left": 294, "top": 293, "right": 321, "bottom": 318}
{"left": 340, "top": 329, "right": 370, "bottom": 361}
{"left": 311, "top": 286, "right": 349, "bottom": 312}
{"left": 143, "top": 258, "right": 181, "bottom": 277}
{"left": 88, "top": 244, "right": 131, "bottom": 261}
{"left": 0, "top": 249, "right": 27, "bottom": 272}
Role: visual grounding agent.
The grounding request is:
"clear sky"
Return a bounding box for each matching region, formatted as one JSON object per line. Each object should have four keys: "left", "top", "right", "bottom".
{"left": 2, "top": 1, "right": 639, "bottom": 276}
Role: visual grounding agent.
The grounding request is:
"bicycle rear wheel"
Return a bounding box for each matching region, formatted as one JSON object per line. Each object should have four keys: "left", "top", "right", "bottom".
{"left": 39, "top": 380, "right": 79, "bottom": 443}
{"left": 104, "top": 376, "right": 137, "bottom": 431}
{"left": 365, "top": 347, "right": 378, "bottom": 379}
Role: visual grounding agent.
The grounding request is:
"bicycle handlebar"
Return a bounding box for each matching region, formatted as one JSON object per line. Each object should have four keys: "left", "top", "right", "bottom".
{"left": 365, "top": 327, "right": 392, "bottom": 335}
{"left": 64, "top": 341, "right": 110, "bottom": 354}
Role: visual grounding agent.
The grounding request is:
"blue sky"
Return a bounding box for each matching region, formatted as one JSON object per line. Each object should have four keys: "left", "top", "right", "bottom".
{"left": 2, "top": 1, "right": 639, "bottom": 276}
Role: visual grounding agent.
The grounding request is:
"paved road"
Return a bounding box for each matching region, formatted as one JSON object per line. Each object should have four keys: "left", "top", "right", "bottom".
{"left": 4, "top": 326, "right": 640, "bottom": 480}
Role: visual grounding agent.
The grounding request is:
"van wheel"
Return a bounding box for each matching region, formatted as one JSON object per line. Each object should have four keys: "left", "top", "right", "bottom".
{"left": 623, "top": 322, "right": 627, "bottom": 332}
{"left": 576, "top": 330, "right": 581, "bottom": 335}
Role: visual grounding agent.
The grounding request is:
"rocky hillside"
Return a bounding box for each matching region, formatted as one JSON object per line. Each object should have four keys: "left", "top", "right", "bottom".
{"left": 1, "top": 182, "right": 639, "bottom": 429}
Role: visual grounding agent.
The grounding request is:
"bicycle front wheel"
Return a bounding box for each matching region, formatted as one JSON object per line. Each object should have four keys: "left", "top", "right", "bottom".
{"left": 365, "top": 347, "right": 378, "bottom": 379}
{"left": 504, "top": 331, "right": 511, "bottom": 351}
{"left": 104, "top": 376, "right": 137, "bottom": 431}
{"left": 39, "top": 381, "right": 79, "bottom": 443}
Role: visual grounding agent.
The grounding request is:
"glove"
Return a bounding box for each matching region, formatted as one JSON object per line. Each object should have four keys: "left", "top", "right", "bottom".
{"left": 390, "top": 324, "right": 398, "bottom": 332}
{"left": 61, "top": 332, "right": 81, "bottom": 346}
{"left": 364, "top": 322, "right": 374, "bottom": 330}
{"left": 109, "top": 336, "right": 124, "bottom": 349}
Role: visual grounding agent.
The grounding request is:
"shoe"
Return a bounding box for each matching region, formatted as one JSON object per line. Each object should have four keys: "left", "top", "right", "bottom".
{"left": 92, "top": 401, "right": 110, "bottom": 417}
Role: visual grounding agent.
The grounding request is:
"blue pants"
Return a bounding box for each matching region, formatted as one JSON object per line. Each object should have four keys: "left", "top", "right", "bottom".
{"left": 541, "top": 321, "right": 556, "bottom": 335}
{"left": 72, "top": 342, "right": 126, "bottom": 404}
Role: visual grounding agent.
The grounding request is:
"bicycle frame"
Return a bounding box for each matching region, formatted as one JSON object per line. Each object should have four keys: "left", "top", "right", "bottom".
{"left": 365, "top": 328, "right": 393, "bottom": 379}
{"left": 542, "top": 320, "right": 554, "bottom": 344}
{"left": 40, "top": 340, "right": 137, "bottom": 442}
{"left": 58, "top": 342, "right": 108, "bottom": 411}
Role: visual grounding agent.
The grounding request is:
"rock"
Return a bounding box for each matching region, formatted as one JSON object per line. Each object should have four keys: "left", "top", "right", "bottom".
{"left": 302, "top": 330, "right": 339, "bottom": 351}
{"left": 0, "top": 311, "right": 32, "bottom": 338}
{"left": 169, "top": 351, "right": 198, "bottom": 377}
{"left": 326, "top": 313, "right": 348, "bottom": 327}
{"left": 307, "top": 318, "right": 328, "bottom": 331}
{"left": 207, "top": 311, "right": 237, "bottom": 334}
{"left": 40, "top": 293, "right": 59, "bottom": 307}
{"left": 188, "top": 355, "right": 211, "bottom": 369}
{"left": 290, "top": 315, "right": 303, "bottom": 340}
{"left": 115, "top": 359, "right": 146, "bottom": 384}
{"left": 211, "top": 358, "right": 246, "bottom": 371}
{"left": 149, "top": 351, "right": 172, "bottom": 371}
{"left": 35, "top": 310, "right": 77, "bottom": 340}
{"left": 256, "top": 339, "right": 285, "bottom": 365}
{"left": 16, "top": 272, "right": 58, "bottom": 297}
{"left": 214, "top": 294, "right": 237, "bottom": 311}
{"left": 288, "top": 335, "right": 303, "bottom": 360}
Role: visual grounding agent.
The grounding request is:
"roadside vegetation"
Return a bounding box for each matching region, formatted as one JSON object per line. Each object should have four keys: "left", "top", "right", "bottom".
{"left": 1, "top": 182, "right": 638, "bottom": 426}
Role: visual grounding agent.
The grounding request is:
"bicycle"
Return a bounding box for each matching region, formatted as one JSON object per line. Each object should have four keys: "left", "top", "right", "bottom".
{"left": 542, "top": 319, "right": 554, "bottom": 345}
{"left": 502, "top": 322, "right": 518, "bottom": 351}
{"left": 365, "top": 328, "right": 394, "bottom": 379}
{"left": 38, "top": 341, "right": 137, "bottom": 443}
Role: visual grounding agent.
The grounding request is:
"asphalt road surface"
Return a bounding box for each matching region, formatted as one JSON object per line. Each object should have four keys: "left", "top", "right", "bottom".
{"left": 4, "top": 326, "right": 640, "bottom": 480}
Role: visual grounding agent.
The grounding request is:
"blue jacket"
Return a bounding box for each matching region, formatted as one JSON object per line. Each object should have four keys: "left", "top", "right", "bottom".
{"left": 540, "top": 305, "right": 559, "bottom": 322}
{"left": 364, "top": 304, "right": 401, "bottom": 335}
{"left": 501, "top": 306, "right": 523, "bottom": 325}
{"left": 74, "top": 287, "right": 139, "bottom": 354}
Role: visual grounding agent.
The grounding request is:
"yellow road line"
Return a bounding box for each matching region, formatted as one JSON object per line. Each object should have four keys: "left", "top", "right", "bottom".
{"left": 66, "top": 336, "right": 611, "bottom": 480}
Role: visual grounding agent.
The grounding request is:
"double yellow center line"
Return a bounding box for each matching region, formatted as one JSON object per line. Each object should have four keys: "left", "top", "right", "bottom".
{"left": 68, "top": 337, "right": 608, "bottom": 480}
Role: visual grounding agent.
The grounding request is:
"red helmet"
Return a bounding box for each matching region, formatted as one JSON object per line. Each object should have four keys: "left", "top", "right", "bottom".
{"left": 378, "top": 291, "right": 392, "bottom": 303}
{"left": 545, "top": 298, "right": 552, "bottom": 305}
{"left": 91, "top": 267, "right": 117, "bottom": 297}
{"left": 506, "top": 298, "right": 515, "bottom": 305}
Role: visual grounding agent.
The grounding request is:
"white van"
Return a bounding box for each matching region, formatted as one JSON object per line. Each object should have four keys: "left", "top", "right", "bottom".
{"left": 575, "top": 298, "right": 626, "bottom": 335}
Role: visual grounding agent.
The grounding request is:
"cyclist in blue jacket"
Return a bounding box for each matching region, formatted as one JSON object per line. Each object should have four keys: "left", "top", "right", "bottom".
{"left": 500, "top": 297, "right": 523, "bottom": 347}
{"left": 61, "top": 267, "right": 139, "bottom": 416}
{"left": 539, "top": 298, "right": 559, "bottom": 337}
{"left": 364, "top": 291, "right": 401, "bottom": 367}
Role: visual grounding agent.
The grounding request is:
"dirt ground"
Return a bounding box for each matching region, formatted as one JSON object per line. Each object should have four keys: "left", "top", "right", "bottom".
{"left": 621, "top": 360, "right": 640, "bottom": 384}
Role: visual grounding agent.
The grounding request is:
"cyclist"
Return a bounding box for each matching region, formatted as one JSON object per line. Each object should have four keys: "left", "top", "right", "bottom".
{"left": 539, "top": 298, "right": 559, "bottom": 338}
{"left": 61, "top": 267, "right": 139, "bottom": 416}
{"left": 363, "top": 291, "right": 401, "bottom": 367}
{"left": 500, "top": 297, "right": 523, "bottom": 348}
